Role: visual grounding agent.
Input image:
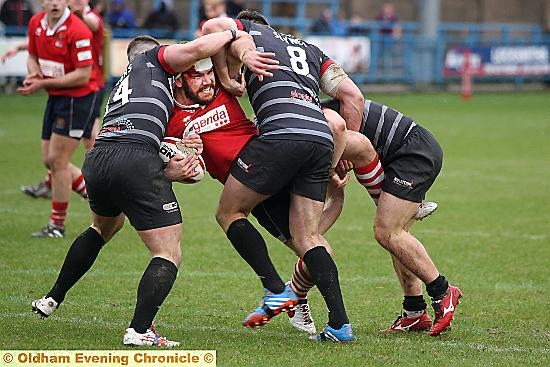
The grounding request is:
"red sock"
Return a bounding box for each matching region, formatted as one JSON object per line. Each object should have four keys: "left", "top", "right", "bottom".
{"left": 290, "top": 258, "right": 316, "bottom": 299}
{"left": 50, "top": 201, "right": 68, "bottom": 228}
{"left": 353, "top": 153, "right": 385, "bottom": 205}
{"left": 44, "top": 171, "right": 52, "bottom": 189}
{"left": 72, "top": 174, "right": 87, "bottom": 198}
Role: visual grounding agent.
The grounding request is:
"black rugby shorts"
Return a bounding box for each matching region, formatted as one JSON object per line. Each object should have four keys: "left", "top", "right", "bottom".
{"left": 41, "top": 92, "right": 98, "bottom": 140}
{"left": 381, "top": 125, "right": 443, "bottom": 203}
{"left": 230, "top": 137, "right": 332, "bottom": 202}
{"left": 82, "top": 144, "right": 182, "bottom": 231}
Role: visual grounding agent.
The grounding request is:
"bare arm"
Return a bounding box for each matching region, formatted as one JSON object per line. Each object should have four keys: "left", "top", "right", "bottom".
{"left": 1, "top": 41, "right": 28, "bottom": 63}
{"left": 18, "top": 65, "right": 92, "bottom": 95}
{"left": 26, "top": 53, "right": 42, "bottom": 76}
{"left": 320, "top": 63, "right": 364, "bottom": 132}
{"left": 331, "top": 77, "right": 364, "bottom": 132}
{"left": 81, "top": 11, "right": 100, "bottom": 32}
{"left": 324, "top": 108, "right": 348, "bottom": 172}
{"left": 319, "top": 174, "right": 349, "bottom": 234}
{"left": 162, "top": 29, "right": 240, "bottom": 73}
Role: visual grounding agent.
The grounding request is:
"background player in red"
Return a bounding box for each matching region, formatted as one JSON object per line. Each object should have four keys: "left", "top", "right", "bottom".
{"left": 20, "top": 0, "right": 106, "bottom": 201}
{"left": 18, "top": 0, "right": 100, "bottom": 238}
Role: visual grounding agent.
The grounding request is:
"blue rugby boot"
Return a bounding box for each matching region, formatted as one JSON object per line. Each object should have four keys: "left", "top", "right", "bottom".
{"left": 310, "top": 323, "right": 356, "bottom": 342}
{"left": 242, "top": 283, "right": 299, "bottom": 328}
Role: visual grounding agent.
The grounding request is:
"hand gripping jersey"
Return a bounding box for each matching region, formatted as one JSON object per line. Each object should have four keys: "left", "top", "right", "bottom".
{"left": 323, "top": 99, "right": 417, "bottom": 162}
{"left": 97, "top": 45, "right": 177, "bottom": 150}
{"left": 235, "top": 19, "right": 335, "bottom": 149}
{"left": 27, "top": 8, "right": 97, "bottom": 97}
{"left": 166, "top": 88, "right": 258, "bottom": 182}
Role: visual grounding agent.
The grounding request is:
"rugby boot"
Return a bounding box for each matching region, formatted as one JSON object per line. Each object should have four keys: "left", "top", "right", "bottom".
{"left": 123, "top": 327, "right": 179, "bottom": 347}
{"left": 31, "top": 296, "right": 59, "bottom": 319}
{"left": 242, "top": 283, "right": 298, "bottom": 328}
{"left": 21, "top": 181, "right": 51, "bottom": 199}
{"left": 429, "top": 285, "right": 462, "bottom": 336}
{"left": 382, "top": 311, "right": 432, "bottom": 332}
{"left": 289, "top": 298, "right": 316, "bottom": 334}
{"left": 31, "top": 224, "right": 65, "bottom": 238}
{"left": 414, "top": 201, "right": 438, "bottom": 221}
{"left": 310, "top": 323, "right": 356, "bottom": 342}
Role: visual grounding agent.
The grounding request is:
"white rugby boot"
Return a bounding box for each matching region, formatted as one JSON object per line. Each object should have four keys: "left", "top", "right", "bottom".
{"left": 31, "top": 296, "right": 59, "bottom": 319}
{"left": 414, "top": 201, "right": 438, "bottom": 221}
{"left": 289, "top": 298, "right": 317, "bottom": 334}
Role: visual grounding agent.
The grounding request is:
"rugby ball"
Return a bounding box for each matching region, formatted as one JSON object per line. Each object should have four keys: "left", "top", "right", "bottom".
{"left": 160, "top": 137, "right": 206, "bottom": 184}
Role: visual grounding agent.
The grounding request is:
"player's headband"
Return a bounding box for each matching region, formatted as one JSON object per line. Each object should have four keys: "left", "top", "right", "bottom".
{"left": 185, "top": 57, "right": 213, "bottom": 74}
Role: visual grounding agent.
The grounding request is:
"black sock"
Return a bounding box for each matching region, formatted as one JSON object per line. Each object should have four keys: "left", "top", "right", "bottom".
{"left": 226, "top": 218, "right": 284, "bottom": 293}
{"left": 129, "top": 257, "right": 178, "bottom": 333}
{"left": 47, "top": 227, "right": 105, "bottom": 303}
{"left": 403, "top": 295, "right": 427, "bottom": 312}
{"left": 426, "top": 275, "right": 449, "bottom": 300}
{"left": 302, "top": 246, "right": 349, "bottom": 329}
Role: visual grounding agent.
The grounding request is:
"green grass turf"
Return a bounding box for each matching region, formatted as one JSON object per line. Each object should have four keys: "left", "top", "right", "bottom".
{"left": 0, "top": 91, "right": 549, "bottom": 366}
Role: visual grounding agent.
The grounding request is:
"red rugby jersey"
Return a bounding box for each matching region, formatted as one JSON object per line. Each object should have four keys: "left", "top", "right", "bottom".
{"left": 167, "top": 88, "right": 258, "bottom": 183}
{"left": 85, "top": 7, "right": 105, "bottom": 89}
{"left": 27, "top": 8, "right": 97, "bottom": 97}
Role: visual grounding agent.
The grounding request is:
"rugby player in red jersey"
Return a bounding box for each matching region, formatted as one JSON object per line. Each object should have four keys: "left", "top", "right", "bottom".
{"left": 18, "top": 0, "right": 100, "bottom": 238}
{"left": 20, "top": 0, "right": 106, "bottom": 203}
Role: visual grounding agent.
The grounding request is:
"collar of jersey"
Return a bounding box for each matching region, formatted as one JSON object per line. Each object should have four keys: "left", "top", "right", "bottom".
{"left": 41, "top": 8, "right": 71, "bottom": 36}
{"left": 174, "top": 100, "right": 201, "bottom": 110}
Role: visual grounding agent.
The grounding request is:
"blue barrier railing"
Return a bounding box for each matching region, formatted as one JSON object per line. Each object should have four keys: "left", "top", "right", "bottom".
{"left": 2, "top": 20, "right": 548, "bottom": 86}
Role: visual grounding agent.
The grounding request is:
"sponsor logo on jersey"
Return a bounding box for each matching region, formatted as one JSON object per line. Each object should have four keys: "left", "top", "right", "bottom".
{"left": 290, "top": 89, "right": 313, "bottom": 103}
{"left": 393, "top": 177, "right": 414, "bottom": 189}
{"left": 75, "top": 39, "right": 91, "bottom": 48}
{"left": 163, "top": 201, "right": 179, "bottom": 212}
{"left": 183, "top": 104, "right": 230, "bottom": 135}
{"left": 77, "top": 50, "right": 92, "bottom": 61}
{"left": 38, "top": 58, "right": 65, "bottom": 78}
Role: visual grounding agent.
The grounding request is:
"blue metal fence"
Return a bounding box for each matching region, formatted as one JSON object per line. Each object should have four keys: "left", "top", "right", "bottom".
{"left": 2, "top": 13, "right": 549, "bottom": 86}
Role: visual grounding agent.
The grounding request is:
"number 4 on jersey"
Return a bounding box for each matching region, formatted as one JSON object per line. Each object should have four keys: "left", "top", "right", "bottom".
{"left": 113, "top": 76, "right": 133, "bottom": 104}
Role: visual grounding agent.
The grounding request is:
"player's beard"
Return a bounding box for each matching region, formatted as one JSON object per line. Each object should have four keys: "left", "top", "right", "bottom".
{"left": 182, "top": 80, "right": 216, "bottom": 106}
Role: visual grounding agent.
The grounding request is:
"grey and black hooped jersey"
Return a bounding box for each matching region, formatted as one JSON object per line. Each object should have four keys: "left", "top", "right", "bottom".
{"left": 323, "top": 99, "right": 417, "bottom": 162}
{"left": 237, "top": 19, "right": 335, "bottom": 148}
{"left": 96, "top": 45, "right": 175, "bottom": 150}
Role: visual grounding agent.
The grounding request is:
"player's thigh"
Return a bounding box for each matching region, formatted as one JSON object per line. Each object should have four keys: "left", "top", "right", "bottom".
{"left": 217, "top": 174, "right": 270, "bottom": 230}
{"left": 138, "top": 223, "right": 182, "bottom": 266}
{"left": 375, "top": 191, "right": 419, "bottom": 234}
{"left": 48, "top": 133, "right": 80, "bottom": 165}
{"left": 91, "top": 212, "right": 126, "bottom": 242}
{"left": 251, "top": 191, "right": 291, "bottom": 243}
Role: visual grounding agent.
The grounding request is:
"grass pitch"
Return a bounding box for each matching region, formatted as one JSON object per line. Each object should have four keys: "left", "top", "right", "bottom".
{"left": 0, "top": 91, "right": 549, "bottom": 366}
